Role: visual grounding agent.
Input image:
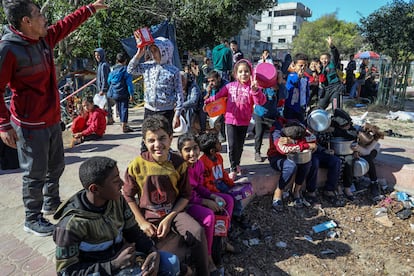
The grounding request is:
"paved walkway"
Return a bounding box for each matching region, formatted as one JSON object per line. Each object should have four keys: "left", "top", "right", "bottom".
{"left": 0, "top": 105, "right": 413, "bottom": 275}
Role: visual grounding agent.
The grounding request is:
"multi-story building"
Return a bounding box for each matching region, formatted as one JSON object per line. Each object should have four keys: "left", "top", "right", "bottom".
{"left": 256, "top": 1, "right": 312, "bottom": 60}
{"left": 231, "top": 14, "right": 272, "bottom": 62}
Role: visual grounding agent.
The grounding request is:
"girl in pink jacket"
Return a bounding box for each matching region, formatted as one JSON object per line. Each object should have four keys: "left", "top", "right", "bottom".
{"left": 205, "top": 59, "right": 266, "bottom": 179}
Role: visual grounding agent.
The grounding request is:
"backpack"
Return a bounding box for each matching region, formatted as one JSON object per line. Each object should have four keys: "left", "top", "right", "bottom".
{"left": 107, "top": 66, "right": 129, "bottom": 100}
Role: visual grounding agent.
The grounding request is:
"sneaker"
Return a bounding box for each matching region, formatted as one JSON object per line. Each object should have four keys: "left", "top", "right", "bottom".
{"left": 272, "top": 200, "right": 284, "bottom": 212}
{"left": 24, "top": 216, "right": 55, "bottom": 237}
{"left": 255, "top": 153, "right": 263, "bottom": 162}
{"left": 42, "top": 202, "right": 61, "bottom": 216}
{"left": 293, "top": 197, "right": 304, "bottom": 208}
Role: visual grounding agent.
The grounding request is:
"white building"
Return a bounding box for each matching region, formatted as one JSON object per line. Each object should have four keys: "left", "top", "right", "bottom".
{"left": 232, "top": 14, "right": 271, "bottom": 61}
{"left": 256, "top": 2, "right": 311, "bottom": 60}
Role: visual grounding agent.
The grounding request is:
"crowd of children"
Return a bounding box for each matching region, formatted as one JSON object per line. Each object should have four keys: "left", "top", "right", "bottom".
{"left": 52, "top": 34, "right": 388, "bottom": 275}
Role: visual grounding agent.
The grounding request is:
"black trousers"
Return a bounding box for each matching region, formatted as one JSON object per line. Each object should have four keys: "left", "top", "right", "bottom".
{"left": 226, "top": 124, "right": 248, "bottom": 171}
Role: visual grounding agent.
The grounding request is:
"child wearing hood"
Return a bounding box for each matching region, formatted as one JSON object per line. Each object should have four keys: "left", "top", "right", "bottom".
{"left": 127, "top": 37, "right": 184, "bottom": 150}
{"left": 93, "top": 47, "right": 113, "bottom": 124}
{"left": 204, "top": 59, "right": 266, "bottom": 180}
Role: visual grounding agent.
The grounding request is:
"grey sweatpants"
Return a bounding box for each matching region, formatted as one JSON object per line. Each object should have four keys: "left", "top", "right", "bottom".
{"left": 13, "top": 122, "right": 64, "bottom": 221}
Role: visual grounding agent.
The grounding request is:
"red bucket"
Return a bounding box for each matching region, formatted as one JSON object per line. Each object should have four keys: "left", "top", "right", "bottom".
{"left": 254, "top": 63, "right": 277, "bottom": 88}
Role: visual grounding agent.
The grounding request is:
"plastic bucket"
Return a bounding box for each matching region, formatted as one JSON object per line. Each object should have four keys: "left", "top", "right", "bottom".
{"left": 254, "top": 63, "right": 277, "bottom": 88}
{"left": 205, "top": 97, "right": 227, "bottom": 117}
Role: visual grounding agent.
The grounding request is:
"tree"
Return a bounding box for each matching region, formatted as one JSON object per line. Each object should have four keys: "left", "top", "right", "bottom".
{"left": 292, "top": 14, "right": 361, "bottom": 60}
{"left": 359, "top": 0, "right": 414, "bottom": 108}
{"left": 5, "top": 0, "right": 273, "bottom": 66}
{"left": 359, "top": 0, "right": 414, "bottom": 63}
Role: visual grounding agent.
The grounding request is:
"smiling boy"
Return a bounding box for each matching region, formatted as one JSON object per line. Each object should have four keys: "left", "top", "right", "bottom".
{"left": 53, "top": 156, "right": 181, "bottom": 275}
{"left": 123, "top": 115, "right": 209, "bottom": 275}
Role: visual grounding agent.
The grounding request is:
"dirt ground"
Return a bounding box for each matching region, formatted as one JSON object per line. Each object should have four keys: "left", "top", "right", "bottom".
{"left": 221, "top": 99, "right": 414, "bottom": 276}
{"left": 61, "top": 99, "right": 414, "bottom": 275}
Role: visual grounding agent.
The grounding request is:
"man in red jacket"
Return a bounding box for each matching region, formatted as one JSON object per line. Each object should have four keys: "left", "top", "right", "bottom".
{"left": 0, "top": 0, "right": 108, "bottom": 237}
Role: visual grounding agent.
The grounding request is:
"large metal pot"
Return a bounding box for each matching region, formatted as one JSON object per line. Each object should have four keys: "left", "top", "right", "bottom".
{"left": 330, "top": 137, "right": 355, "bottom": 155}
{"left": 354, "top": 158, "right": 370, "bottom": 177}
{"left": 287, "top": 149, "right": 312, "bottom": 164}
{"left": 307, "top": 109, "right": 331, "bottom": 132}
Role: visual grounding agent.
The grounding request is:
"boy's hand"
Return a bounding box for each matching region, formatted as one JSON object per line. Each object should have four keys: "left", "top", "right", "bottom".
{"left": 172, "top": 114, "right": 180, "bottom": 129}
{"left": 111, "top": 243, "right": 136, "bottom": 270}
{"left": 140, "top": 221, "right": 157, "bottom": 238}
{"left": 326, "top": 36, "right": 333, "bottom": 46}
{"left": 157, "top": 216, "right": 173, "bottom": 238}
{"left": 141, "top": 251, "right": 160, "bottom": 276}
{"left": 0, "top": 129, "right": 18, "bottom": 149}
{"left": 92, "top": 0, "right": 109, "bottom": 11}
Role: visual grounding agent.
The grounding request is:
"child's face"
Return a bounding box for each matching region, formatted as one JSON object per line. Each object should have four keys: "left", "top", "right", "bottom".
{"left": 215, "top": 141, "right": 222, "bottom": 152}
{"left": 150, "top": 45, "right": 161, "bottom": 63}
{"left": 236, "top": 63, "right": 251, "bottom": 84}
{"left": 207, "top": 76, "right": 220, "bottom": 89}
{"left": 96, "top": 166, "right": 123, "bottom": 201}
{"left": 309, "top": 61, "right": 319, "bottom": 71}
{"left": 294, "top": 59, "right": 307, "bottom": 74}
{"left": 180, "top": 140, "right": 200, "bottom": 165}
{"left": 144, "top": 129, "right": 173, "bottom": 163}
{"left": 320, "top": 54, "right": 330, "bottom": 67}
{"left": 82, "top": 101, "right": 94, "bottom": 112}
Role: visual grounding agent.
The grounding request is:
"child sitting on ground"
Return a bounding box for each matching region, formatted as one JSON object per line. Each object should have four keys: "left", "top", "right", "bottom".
{"left": 177, "top": 133, "right": 234, "bottom": 275}
{"left": 267, "top": 119, "right": 317, "bottom": 211}
{"left": 70, "top": 96, "right": 107, "bottom": 147}
{"left": 198, "top": 132, "right": 250, "bottom": 230}
{"left": 122, "top": 115, "right": 209, "bottom": 275}
{"left": 53, "top": 156, "right": 181, "bottom": 275}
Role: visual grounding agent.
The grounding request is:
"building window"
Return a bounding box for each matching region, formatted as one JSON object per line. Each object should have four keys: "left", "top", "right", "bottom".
{"left": 267, "top": 24, "right": 272, "bottom": 30}
{"left": 279, "top": 25, "right": 286, "bottom": 30}
{"left": 278, "top": 38, "right": 286, "bottom": 43}
{"left": 293, "top": 25, "right": 297, "bottom": 30}
{"left": 268, "top": 11, "right": 272, "bottom": 17}
{"left": 267, "top": 37, "right": 271, "bottom": 42}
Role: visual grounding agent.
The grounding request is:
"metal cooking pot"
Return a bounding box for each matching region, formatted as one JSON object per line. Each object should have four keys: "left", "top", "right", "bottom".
{"left": 354, "top": 158, "right": 370, "bottom": 177}
{"left": 287, "top": 149, "right": 312, "bottom": 164}
{"left": 330, "top": 137, "right": 355, "bottom": 155}
{"left": 307, "top": 109, "right": 331, "bottom": 132}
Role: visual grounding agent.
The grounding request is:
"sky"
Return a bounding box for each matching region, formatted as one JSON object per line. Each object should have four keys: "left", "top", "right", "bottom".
{"left": 278, "top": 0, "right": 397, "bottom": 23}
